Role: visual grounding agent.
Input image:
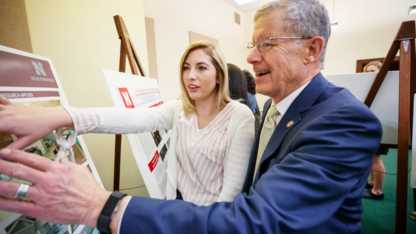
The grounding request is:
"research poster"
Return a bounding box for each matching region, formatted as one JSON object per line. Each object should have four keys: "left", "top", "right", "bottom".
{"left": 327, "top": 71, "right": 400, "bottom": 145}
{"left": 102, "top": 69, "right": 169, "bottom": 199}
{"left": 0, "top": 45, "right": 102, "bottom": 234}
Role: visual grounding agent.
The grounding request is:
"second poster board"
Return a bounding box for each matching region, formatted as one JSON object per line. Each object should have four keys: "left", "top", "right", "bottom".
{"left": 102, "top": 69, "right": 170, "bottom": 199}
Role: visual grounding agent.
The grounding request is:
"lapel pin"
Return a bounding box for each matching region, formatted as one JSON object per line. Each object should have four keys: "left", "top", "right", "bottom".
{"left": 287, "top": 120, "right": 294, "bottom": 128}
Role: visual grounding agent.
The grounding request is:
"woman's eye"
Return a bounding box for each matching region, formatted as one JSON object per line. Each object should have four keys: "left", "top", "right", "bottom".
{"left": 183, "top": 67, "right": 190, "bottom": 71}
{"left": 198, "top": 66, "right": 207, "bottom": 71}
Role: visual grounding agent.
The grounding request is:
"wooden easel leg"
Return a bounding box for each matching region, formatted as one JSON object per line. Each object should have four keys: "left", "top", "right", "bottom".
{"left": 114, "top": 134, "right": 122, "bottom": 191}
{"left": 113, "top": 41, "right": 127, "bottom": 192}
{"left": 395, "top": 39, "right": 412, "bottom": 234}
{"left": 111, "top": 15, "right": 152, "bottom": 192}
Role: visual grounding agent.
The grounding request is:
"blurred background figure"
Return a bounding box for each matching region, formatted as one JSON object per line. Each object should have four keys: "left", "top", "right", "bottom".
{"left": 363, "top": 61, "right": 386, "bottom": 200}
{"left": 243, "top": 70, "right": 261, "bottom": 116}
{"left": 228, "top": 64, "right": 260, "bottom": 133}
{"left": 363, "top": 61, "right": 382, "bottom": 73}
{"left": 227, "top": 63, "right": 250, "bottom": 108}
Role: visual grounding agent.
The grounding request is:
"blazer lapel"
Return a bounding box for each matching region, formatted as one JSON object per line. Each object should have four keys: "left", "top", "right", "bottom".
{"left": 253, "top": 73, "right": 329, "bottom": 183}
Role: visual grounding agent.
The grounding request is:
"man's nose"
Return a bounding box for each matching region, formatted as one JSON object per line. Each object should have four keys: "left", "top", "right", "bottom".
{"left": 247, "top": 47, "right": 261, "bottom": 64}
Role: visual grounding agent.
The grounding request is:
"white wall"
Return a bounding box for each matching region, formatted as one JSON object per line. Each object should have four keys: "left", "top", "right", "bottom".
{"left": 323, "top": 0, "right": 416, "bottom": 76}
{"left": 25, "top": 0, "right": 150, "bottom": 196}
{"left": 243, "top": 0, "right": 416, "bottom": 109}
{"left": 144, "top": 0, "right": 248, "bottom": 102}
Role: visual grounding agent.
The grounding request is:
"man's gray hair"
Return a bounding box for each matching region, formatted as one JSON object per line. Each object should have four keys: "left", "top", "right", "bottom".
{"left": 254, "top": 0, "right": 331, "bottom": 68}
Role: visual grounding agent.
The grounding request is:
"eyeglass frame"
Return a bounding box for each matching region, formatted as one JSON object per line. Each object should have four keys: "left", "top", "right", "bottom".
{"left": 247, "top": 37, "right": 312, "bottom": 52}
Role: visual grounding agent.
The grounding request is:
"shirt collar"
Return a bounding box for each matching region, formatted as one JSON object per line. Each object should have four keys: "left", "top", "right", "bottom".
{"left": 274, "top": 81, "right": 311, "bottom": 116}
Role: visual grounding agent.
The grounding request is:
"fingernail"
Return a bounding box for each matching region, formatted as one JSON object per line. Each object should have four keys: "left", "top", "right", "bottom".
{"left": 0, "top": 148, "right": 11, "bottom": 155}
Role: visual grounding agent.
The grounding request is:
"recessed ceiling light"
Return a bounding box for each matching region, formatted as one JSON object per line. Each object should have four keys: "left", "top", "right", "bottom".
{"left": 331, "top": 21, "right": 338, "bottom": 29}
{"left": 408, "top": 5, "right": 416, "bottom": 14}
{"left": 234, "top": 0, "right": 256, "bottom": 5}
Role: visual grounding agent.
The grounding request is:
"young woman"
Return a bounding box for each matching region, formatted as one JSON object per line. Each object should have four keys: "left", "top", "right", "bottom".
{"left": 0, "top": 41, "right": 255, "bottom": 206}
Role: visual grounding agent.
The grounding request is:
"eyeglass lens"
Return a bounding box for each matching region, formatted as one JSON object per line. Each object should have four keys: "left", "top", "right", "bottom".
{"left": 247, "top": 38, "right": 272, "bottom": 52}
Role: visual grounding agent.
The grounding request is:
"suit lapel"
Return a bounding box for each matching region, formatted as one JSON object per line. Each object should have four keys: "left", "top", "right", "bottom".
{"left": 253, "top": 73, "right": 329, "bottom": 183}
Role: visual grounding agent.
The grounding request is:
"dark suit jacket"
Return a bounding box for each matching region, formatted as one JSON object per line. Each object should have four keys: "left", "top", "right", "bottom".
{"left": 120, "top": 73, "right": 382, "bottom": 234}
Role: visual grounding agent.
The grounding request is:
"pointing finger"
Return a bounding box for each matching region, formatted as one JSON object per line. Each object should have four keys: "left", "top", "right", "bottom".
{"left": 6, "top": 136, "right": 40, "bottom": 150}
{"left": 0, "top": 96, "right": 12, "bottom": 105}
{"left": 0, "top": 179, "right": 41, "bottom": 203}
{"left": 0, "top": 195, "right": 38, "bottom": 218}
{"left": 0, "top": 148, "right": 52, "bottom": 172}
{"left": 0, "top": 157, "right": 45, "bottom": 185}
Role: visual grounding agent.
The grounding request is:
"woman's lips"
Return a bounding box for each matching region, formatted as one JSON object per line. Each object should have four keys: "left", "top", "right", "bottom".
{"left": 188, "top": 84, "right": 200, "bottom": 92}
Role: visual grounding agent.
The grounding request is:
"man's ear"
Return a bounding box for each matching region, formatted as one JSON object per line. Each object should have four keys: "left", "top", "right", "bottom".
{"left": 304, "top": 37, "right": 324, "bottom": 64}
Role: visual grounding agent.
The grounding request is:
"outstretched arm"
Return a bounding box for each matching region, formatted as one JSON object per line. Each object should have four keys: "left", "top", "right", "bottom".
{"left": 0, "top": 96, "right": 180, "bottom": 149}
{"left": 0, "top": 96, "right": 73, "bottom": 149}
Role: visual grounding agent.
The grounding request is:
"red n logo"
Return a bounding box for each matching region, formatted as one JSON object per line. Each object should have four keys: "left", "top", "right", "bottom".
{"left": 118, "top": 88, "right": 134, "bottom": 108}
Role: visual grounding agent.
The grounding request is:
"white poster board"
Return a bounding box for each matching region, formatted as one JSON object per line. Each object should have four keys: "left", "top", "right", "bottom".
{"left": 101, "top": 69, "right": 170, "bottom": 199}
{"left": 0, "top": 45, "right": 102, "bottom": 234}
{"left": 327, "top": 71, "right": 400, "bottom": 145}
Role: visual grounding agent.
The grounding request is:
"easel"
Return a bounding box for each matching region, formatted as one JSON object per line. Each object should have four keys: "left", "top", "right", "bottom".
{"left": 112, "top": 15, "right": 147, "bottom": 191}
{"left": 363, "top": 20, "right": 416, "bottom": 234}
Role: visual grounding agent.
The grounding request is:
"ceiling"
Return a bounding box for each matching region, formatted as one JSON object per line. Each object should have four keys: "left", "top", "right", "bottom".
{"left": 222, "top": 0, "right": 273, "bottom": 12}
{"left": 223, "top": 0, "right": 330, "bottom": 13}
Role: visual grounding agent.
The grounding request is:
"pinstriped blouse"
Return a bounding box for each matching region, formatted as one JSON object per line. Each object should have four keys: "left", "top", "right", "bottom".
{"left": 177, "top": 101, "right": 237, "bottom": 205}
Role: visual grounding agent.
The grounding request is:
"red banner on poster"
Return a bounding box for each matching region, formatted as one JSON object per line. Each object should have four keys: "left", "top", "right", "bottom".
{"left": 0, "top": 51, "right": 58, "bottom": 88}
{"left": 149, "top": 101, "right": 164, "bottom": 108}
{"left": 0, "top": 91, "right": 60, "bottom": 99}
{"left": 148, "top": 151, "right": 160, "bottom": 172}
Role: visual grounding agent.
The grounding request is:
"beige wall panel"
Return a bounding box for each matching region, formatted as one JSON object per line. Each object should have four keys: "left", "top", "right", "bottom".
{"left": 0, "top": 0, "right": 32, "bottom": 53}
{"left": 25, "top": 0, "right": 149, "bottom": 194}
{"left": 189, "top": 31, "right": 219, "bottom": 46}
{"left": 145, "top": 17, "right": 158, "bottom": 80}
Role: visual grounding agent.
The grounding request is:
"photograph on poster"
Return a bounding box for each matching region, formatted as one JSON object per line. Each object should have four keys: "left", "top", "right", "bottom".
{"left": 159, "top": 144, "right": 168, "bottom": 161}
{"left": 3, "top": 215, "right": 87, "bottom": 234}
{"left": 151, "top": 130, "right": 162, "bottom": 146}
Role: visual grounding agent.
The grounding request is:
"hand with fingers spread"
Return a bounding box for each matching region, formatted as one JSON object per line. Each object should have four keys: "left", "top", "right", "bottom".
{"left": 0, "top": 96, "right": 74, "bottom": 149}
{"left": 0, "top": 148, "right": 131, "bottom": 229}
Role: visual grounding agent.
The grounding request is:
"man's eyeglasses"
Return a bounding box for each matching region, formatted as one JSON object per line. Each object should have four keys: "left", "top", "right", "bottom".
{"left": 247, "top": 37, "right": 311, "bottom": 52}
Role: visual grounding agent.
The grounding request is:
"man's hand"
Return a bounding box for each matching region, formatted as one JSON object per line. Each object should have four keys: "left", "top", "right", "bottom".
{"left": 0, "top": 96, "right": 74, "bottom": 149}
{"left": 0, "top": 148, "right": 111, "bottom": 227}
